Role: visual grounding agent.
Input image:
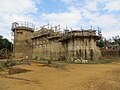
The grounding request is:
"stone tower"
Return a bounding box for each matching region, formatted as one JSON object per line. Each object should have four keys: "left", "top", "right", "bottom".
{"left": 59, "top": 30, "right": 102, "bottom": 62}
{"left": 11, "top": 22, "right": 35, "bottom": 59}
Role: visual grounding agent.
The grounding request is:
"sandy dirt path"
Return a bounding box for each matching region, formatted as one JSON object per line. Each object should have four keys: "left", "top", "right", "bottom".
{"left": 0, "top": 62, "right": 120, "bottom": 90}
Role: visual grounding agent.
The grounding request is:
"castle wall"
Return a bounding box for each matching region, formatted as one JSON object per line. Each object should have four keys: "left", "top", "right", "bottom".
{"left": 32, "top": 36, "right": 50, "bottom": 59}
{"left": 31, "top": 30, "right": 101, "bottom": 62}
{"left": 49, "top": 39, "right": 61, "bottom": 60}
{"left": 62, "top": 31, "right": 101, "bottom": 62}
{"left": 12, "top": 22, "right": 101, "bottom": 62}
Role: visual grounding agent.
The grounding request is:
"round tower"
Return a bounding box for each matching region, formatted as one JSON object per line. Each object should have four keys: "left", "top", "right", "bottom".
{"left": 11, "top": 21, "right": 35, "bottom": 59}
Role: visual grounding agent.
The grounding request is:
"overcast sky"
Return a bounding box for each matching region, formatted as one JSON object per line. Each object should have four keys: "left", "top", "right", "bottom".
{"left": 0, "top": 0, "right": 120, "bottom": 40}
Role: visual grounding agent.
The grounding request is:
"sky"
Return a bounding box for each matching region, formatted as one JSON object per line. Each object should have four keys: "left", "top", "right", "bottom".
{"left": 0, "top": 0, "right": 120, "bottom": 40}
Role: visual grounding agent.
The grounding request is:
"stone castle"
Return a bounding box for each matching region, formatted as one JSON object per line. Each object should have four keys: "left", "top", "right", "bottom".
{"left": 12, "top": 21, "right": 102, "bottom": 62}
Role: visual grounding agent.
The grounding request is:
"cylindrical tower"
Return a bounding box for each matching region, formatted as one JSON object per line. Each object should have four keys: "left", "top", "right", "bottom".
{"left": 11, "top": 21, "right": 35, "bottom": 59}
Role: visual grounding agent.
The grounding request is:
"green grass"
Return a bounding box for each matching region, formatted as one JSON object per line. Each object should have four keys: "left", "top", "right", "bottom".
{"left": 0, "top": 60, "right": 22, "bottom": 69}
{"left": 40, "top": 57, "right": 49, "bottom": 61}
{"left": 97, "top": 59, "right": 119, "bottom": 64}
{"left": 36, "top": 59, "right": 69, "bottom": 69}
{"left": 35, "top": 57, "right": 49, "bottom": 61}
{"left": 0, "top": 61, "right": 5, "bottom": 69}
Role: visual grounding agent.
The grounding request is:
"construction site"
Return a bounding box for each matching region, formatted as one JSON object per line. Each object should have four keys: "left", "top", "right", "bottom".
{"left": 11, "top": 21, "right": 102, "bottom": 62}
{"left": 0, "top": 21, "right": 120, "bottom": 90}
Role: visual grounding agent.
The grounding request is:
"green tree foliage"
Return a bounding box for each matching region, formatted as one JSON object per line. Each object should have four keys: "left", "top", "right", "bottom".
{"left": 97, "top": 39, "right": 104, "bottom": 48}
{"left": 112, "top": 35, "right": 120, "bottom": 45}
{"left": 97, "top": 36, "right": 120, "bottom": 48}
{"left": 0, "top": 35, "right": 12, "bottom": 51}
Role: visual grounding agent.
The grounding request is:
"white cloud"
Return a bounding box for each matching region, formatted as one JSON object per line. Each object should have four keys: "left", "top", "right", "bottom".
{"left": 40, "top": 9, "right": 82, "bottom": 28}
{"left": 0, "top": 0, "right": 120, "bottom": 40}
{"left": 0, "top": 0, "right": 40, "bottom": 40}
{"left": 89, "top": 14, "right": 120, "bottom": 38}
{"left": 90, "top": 14, "right": 119, "bottom": 27}
{"left": 60, "top": 0, "right": 120, "bottom": 38}
{"left": 104, "top": 0, "right": 120, "bottom": 11}
{"left": 0, "top": 0, "right": 37, "bottom": 14}
{"left": 61, "top": 0, "right": 76, "bottom": 3}
{"left": 84, "top": 1, "right": 98, "bottom": 11}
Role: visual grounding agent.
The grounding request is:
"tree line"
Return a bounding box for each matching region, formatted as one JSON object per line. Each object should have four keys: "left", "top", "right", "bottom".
{"left": 0, "top": 35, "right": 12, "bottom": 51}
{"left": 97, "top": 35, "right": 120, "bottom": 48}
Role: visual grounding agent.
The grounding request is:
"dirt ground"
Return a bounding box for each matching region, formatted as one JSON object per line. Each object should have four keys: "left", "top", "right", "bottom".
{"left": 0, "top": 61, "right": 120, "bottom": 90}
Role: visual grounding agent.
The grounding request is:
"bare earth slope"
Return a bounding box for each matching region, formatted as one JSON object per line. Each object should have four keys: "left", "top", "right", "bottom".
{"left": 0, "top": 62, "right": 120, "bottom": 90}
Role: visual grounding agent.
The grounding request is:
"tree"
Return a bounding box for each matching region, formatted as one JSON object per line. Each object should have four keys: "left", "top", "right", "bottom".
{"left": 112, "top": 35, "right": 120, "bottom": 45}
{"left": 97, "top": 39, "right": 104, "bottom": 48}
{"left": 0, "top": 35, "right": 3, "bottom": 39}
{"left": 0, "top": 35, "right": 12, "bottom": 51}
